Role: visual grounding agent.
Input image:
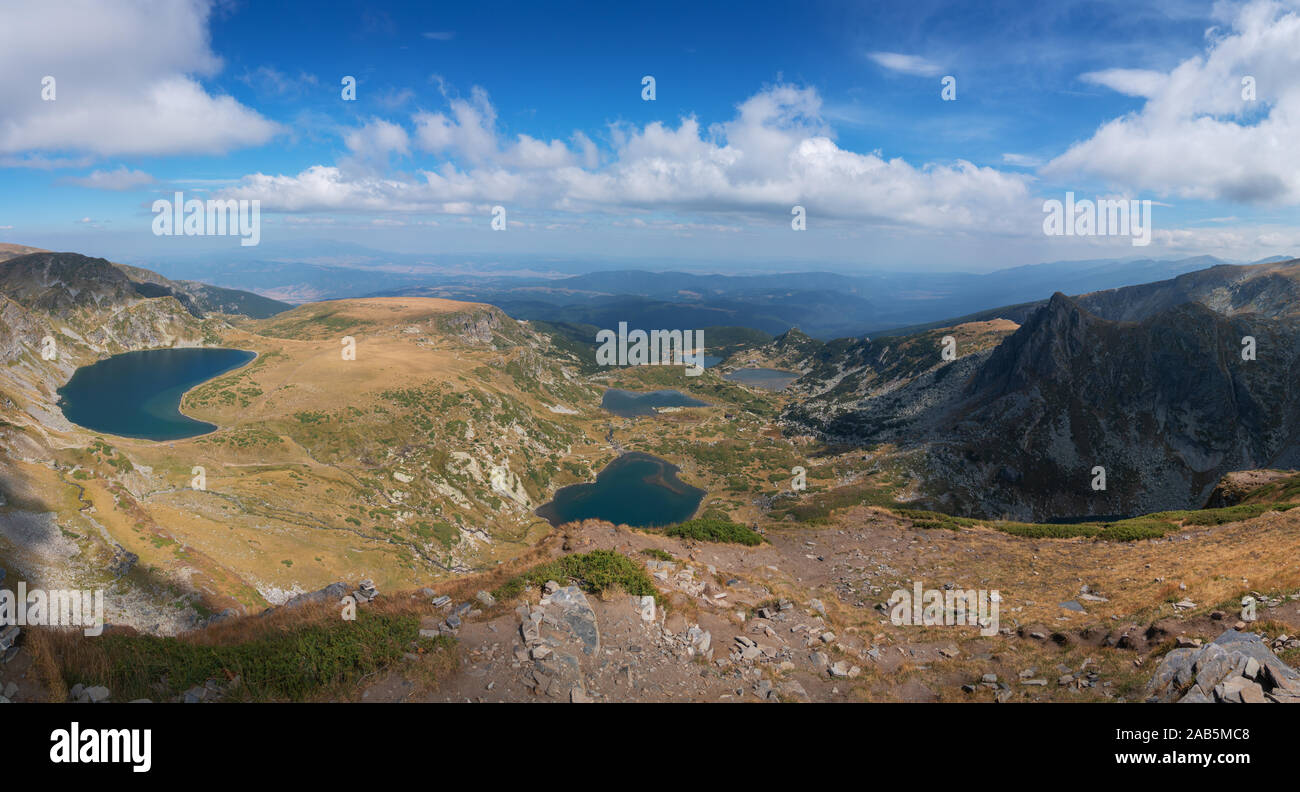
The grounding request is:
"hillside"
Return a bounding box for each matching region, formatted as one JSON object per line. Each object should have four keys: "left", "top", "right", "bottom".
{"left": 13, "top": 498, "right": 1300, "bottom": 704}
{"left": 782, "top": 259, "right": 1300, "bottom": 520}
{"left": 0, "top": 255, "right": 789, "bottom": 633}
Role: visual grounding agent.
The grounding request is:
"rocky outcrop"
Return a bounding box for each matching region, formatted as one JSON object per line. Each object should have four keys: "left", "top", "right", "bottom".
{"left": 1144, "top": 629, "right": 1300, "bottom": 703}
{"left": 785, "top": 287, "right": 1300, "bottom": 520}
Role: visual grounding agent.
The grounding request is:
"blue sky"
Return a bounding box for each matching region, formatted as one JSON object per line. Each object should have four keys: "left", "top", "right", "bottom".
{"left": 2, "top": 0, "right": 1299, "bottom": 274}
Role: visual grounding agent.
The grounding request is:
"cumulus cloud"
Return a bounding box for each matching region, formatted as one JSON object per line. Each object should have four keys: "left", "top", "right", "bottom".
{"left": 1079, "top": 68, "right": 1169, "bottom": 98}
{"left": 220, "top": 82, "right": 1034, "bottom": 233}
{"left": 344, "top": 118, "right": 411, "bottom": 167}
{"left": 867, "top": 52, "right": 944, "bottom": 77}
{"left": 67, "top": 166, "right": 155, "bottom": 190}
{"left": 1045, "top": 0, "right": 1300, "bottom": 204}
{"left": 413, "top": 86, "right": 500, "bottom": 162}
{"left": 0, "top": 0, "right": 280, "bottom": 157}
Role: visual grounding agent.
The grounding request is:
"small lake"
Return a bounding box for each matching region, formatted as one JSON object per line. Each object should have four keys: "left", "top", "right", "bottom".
{"left": 57, "top": 348, "right": 256, "bottom": 441}
{"left": 601, "top": 388, "right": 709, "bottom": 418}
{"left": 536, "top": 452, "right": 705, "bottom": 528}
{"left": 724, "top": 367, "right": 799, "bottom": 391}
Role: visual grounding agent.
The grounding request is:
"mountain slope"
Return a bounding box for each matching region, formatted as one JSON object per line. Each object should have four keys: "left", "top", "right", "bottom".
{"left": 782, "top": 260, "right": 1300, "bottom": 520}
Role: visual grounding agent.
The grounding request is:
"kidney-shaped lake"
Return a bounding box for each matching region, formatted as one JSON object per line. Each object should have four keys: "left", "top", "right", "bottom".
{"left": 57, "top": 347, "right": 256, "bottom": 441}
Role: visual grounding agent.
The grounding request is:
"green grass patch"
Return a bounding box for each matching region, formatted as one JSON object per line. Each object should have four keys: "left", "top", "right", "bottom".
{"left": 492, "top": 550, "right": 658, "bottom": 602}
{"left": 59, "top": 611, "right": 452, "bottom": 702}
{"left": 663, "top": 517, "right": 764, "bottom": 545}
{"left": 891, "top": 501, "right": 1295, "bottom": 542}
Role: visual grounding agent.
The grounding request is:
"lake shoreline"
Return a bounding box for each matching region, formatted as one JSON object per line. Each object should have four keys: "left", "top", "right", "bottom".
{"left": 57, "top": 346, "right": 258, "bottom": 442}
{"left": 535, "top": 451, "right": 705, "bottom": 529}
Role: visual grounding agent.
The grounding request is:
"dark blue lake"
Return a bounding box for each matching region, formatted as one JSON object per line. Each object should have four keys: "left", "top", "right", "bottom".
{"left": 536, "top": 452, "right": 705, "bottom": 528}
{"left": 601, "top": 388, "right": 709, "bottom": 418}
{"left": 57, "top": 348, "right": 256, "bottom": 441}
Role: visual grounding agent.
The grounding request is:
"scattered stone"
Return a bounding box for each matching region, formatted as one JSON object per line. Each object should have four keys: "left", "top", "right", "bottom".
{"left": 829, "top": 661, "right": 860, "bottom": 679}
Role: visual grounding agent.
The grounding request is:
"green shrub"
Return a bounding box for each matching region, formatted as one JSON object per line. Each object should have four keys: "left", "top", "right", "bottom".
{"left": 493, "top": 550, "right": 658, "bottom": 601}
{"left": 664, "top": 518, "right": 763, "bottom": 545}
{"left": 62, "top": 611, "right": 450, "bottom": 702}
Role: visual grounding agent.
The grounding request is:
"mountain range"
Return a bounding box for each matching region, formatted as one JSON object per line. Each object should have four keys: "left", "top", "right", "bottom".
{"left": 778, "top": 258, "right": 1300, "bottom": 519}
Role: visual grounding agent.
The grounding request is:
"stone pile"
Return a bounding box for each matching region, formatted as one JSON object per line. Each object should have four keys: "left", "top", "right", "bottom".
{"left": 513, "top": 583, "right": 597, "bottom": 701}
{"left": 1144, "top": 629, "right": 1300, "bottom": 703}
{"left": 421, "top": 600, "right": 473, "bottom": 638}
{"left": 353, "top": 579, "right": 379, "bottom": 604}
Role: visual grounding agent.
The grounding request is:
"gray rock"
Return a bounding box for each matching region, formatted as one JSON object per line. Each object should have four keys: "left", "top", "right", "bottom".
{"left": 1146, "top": 628, "right": 1300, "bottom": 703}
{"left": 547, "top": 586, "right": 600, "bottom": 656}
{"left": 84, "top": 685, "right": 110, "bottom": 703}
{"left": 281, "top": 582, "right": 349, "bottom": 610}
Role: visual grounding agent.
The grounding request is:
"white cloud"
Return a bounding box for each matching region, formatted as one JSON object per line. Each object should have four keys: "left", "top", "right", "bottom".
{"left": 866, "top": 52, "right": 944, "bottom": 77}
{"left": 1079, "top": 68, "right": 1169, "bottom": 98}
{"left": 413, "top": 86, "right": 499, "bottom": 162}
{"left": 344, "top": 118, "right": 411, "bottom": 160}
{"left": 67, "top": 166, "right": 155, "bottom": 190}
{"left": 1045, "top": 0, "right": 1300, "bottom": 205}
{"left": 0, "top": 0, "right": 280, "bottom": 157}
{"left": 422, "top": 31, "right": 455, "bottom": 41}
{"left": 220, "top": 82, "right": 1035, "bottom": 233}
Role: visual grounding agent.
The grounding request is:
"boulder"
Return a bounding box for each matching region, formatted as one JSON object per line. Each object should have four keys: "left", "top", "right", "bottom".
{"left": 1143, "top": 629, "right": 1300, "bottom": 703}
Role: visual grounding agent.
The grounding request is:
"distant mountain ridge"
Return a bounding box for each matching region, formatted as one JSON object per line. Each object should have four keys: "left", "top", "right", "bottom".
{"left": 130, "top": 247, "right": 1284, "bottom": 338}
{"left": 782, "top": 257, "right": 1300, "bottom": 520}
